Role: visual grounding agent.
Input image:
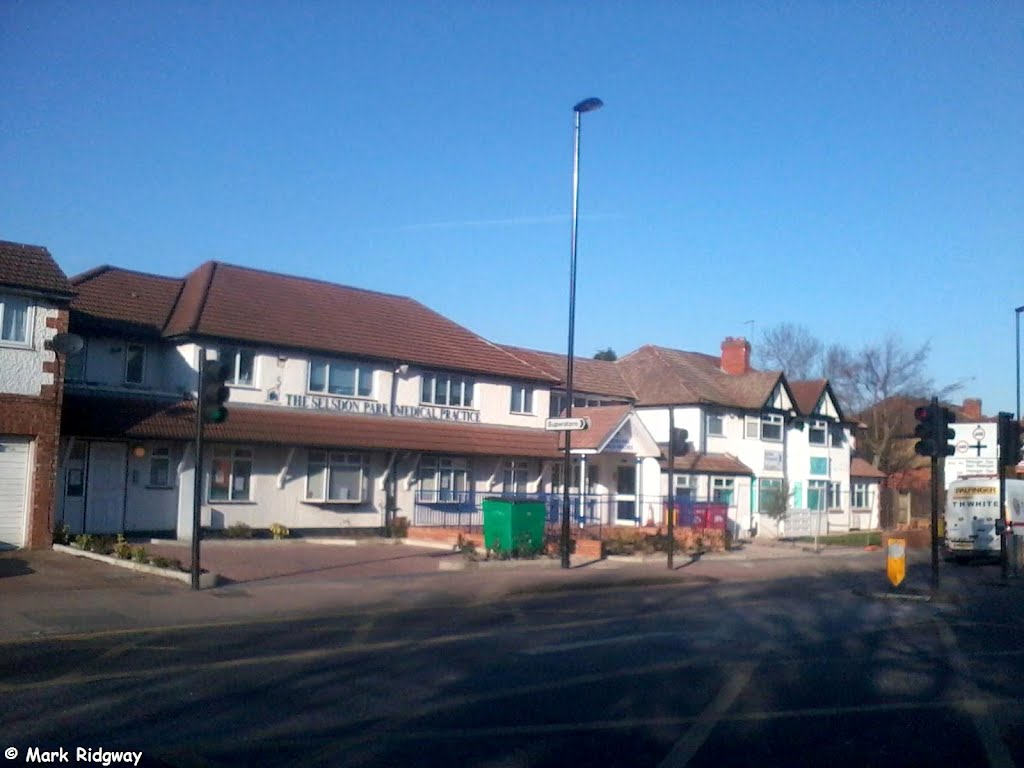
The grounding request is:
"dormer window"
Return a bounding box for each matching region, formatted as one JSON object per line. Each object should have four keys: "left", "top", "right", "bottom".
{"left": 809, "top": 419, "right": 828, "bottom": 445}
{"left": 309, "top": 359, "right": 373, "bottom": 397}
{"left": 0, "top": 294, "right": 29, "bottom": 344}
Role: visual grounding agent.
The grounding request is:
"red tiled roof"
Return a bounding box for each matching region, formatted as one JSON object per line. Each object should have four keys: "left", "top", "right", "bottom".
{"left": 618, "top": 345, "right": 783, "bottom": 409}
{"left": 558, "top": 404, "right": 633, "bottom": 451}
{"left": 502, "top": 345, "right": 636, "bottom": 398}
{"left": 851, "top": 457, "right": 886, "bottom": 479}
{"left": 61, "top": 394, "right": 563, "bottom": 458}
{"left": 0, "top": 240, "right": 75, "bottom": 299}
{"left": 789, "top": 379, "right": 826, "bottom": 415}
{"left": 70, "top": 266, "right": 183, "bottom": 337}
{"left": 659, "top": 452, "right": 753, "bottom": 476}
{"left": 158, "top": 261, "right": 557, "bottom": 382}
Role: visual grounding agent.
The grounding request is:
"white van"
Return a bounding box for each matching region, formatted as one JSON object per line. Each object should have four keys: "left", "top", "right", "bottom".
{"left": 944, "top": 477, "right": 1024, "bottom": 561}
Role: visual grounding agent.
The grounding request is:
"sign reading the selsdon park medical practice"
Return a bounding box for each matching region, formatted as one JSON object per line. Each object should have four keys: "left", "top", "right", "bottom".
{"left": 284, "top": 394, "right": 481, "bottom": 423}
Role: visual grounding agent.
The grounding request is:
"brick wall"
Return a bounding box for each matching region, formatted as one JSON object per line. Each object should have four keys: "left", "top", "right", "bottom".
{"left": 0, "top": 309, "right": 68, "bottom": 549}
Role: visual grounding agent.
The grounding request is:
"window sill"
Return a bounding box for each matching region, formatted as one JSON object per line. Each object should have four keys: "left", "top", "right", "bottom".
{"left": 307, "top": 391, "right": 375, "bottom": 399}
{"left": 301, "top": 499, "right": 364, "bottom": 505}
{"left": 206, "top": 499, "right": 255, "bottom": 505}
{"left": 0, "top": 340, "right": 32, "bottom": 350}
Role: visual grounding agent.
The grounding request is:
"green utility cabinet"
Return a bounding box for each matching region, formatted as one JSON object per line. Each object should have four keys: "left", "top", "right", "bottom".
{"left": 481, "top": 498, "right": 546, "bottom": 555}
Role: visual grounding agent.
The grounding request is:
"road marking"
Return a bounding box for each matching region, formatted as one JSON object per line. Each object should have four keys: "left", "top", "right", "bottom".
{"left": 522, "top": 632, "right": 680, "bottom": 654}
{"left": 657, "top": 643, "right": 766, "bottom": 767}
{"left": 934, "top": 617, "right": 1016, "bottom": 768}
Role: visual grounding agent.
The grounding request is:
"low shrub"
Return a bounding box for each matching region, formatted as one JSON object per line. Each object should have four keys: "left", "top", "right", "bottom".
{"left": 52, "top": 522, "right": 71, "bottom": 546}
{"left": 224, "top": 522, "right": 253, "bottom": 539}
{"left": 131, "top": 546, "right": 147, "bottom": 563}
{"left": 269, "top": 522, "right": 290, "bottom": 540}
{"left": 113, "top": 534, "right": 133, "bottom": 560}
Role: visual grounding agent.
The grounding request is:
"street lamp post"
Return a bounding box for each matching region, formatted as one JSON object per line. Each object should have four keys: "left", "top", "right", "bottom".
{"left": 1016, "top": 305, "right": 1024, "bottom": 422}
{"left": 561, "top": 97, "right": 603, "bottom": 569}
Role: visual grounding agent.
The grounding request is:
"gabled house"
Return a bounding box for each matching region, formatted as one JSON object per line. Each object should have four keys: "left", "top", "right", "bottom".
{"left": 0, "top": 240, "right": 75, "bottom": 549}
{"left": 58, "top": 261, "right": 563, "bottom": 538}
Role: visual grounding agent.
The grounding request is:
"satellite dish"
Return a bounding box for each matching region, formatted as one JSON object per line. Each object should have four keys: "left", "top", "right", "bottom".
{"left": 50, "top": 332, "right": 84, "bottom": 355}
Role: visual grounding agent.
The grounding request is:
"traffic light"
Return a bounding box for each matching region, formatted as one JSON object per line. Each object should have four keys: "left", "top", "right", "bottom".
{"left": 200, "top": 361, "right": 230, "bottom": 424}
{"left": 997, "top": 411, "right": 1023, "bottom": 468}
{"left": 913, "top": 400, "right": 955, "bottom": 458}
{"left": 671, "top": 427, "right": 689, "bottom": 456}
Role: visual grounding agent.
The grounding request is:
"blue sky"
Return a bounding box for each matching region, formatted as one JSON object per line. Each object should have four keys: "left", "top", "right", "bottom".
{"left": 2, "top": 1, "right": 1022, "bottom": 414}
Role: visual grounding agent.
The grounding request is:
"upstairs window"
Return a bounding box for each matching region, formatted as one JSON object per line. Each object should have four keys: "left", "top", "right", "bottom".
{"left": 125, "top": 343, "right": 145, "bottom": 385}
{"left": 222, "top": 347, "right": 256, "bottom": 387}
{"left": 510, "top": 384, "right": 533, "bottom": 414}
{"left": 0, "top": 295, "right": 29, "bottom": 344}
{"left": 760, "top": 413, "right": 783, "bottom": 441}
{"left": 706, "top": 413, "right": 724, "bottom": 437}
{"left": 309, "top": 359, "right": 373, "bottom": 397}
{"left": 808, "top": 420, "right": 828, "bottom": 445}
{"left": 64, "top": 339, "right": 87, "bottom": 382}
{"left": 421, "top": 372, "right": 473, "bottom": 408}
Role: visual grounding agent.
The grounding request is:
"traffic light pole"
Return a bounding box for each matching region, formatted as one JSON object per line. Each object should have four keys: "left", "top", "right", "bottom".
{"left": 667, "top": 409, "right": 675, "bottom": 570}
{"left": 930, "top": 454, "right": 940, "bottom": 590}
{"left": 191, "top": 350, "right": 206, "bottom": 591}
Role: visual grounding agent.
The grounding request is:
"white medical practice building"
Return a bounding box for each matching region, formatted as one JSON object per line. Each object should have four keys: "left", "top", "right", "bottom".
{"left": 53, "top": 260, "right": 882, "bottom": 543}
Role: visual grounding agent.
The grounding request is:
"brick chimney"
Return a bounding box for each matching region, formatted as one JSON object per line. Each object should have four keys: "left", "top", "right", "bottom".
{"left": 721, "top": 336, "right": 751, "bottom": 375}
{"left": 961, "top": 398, "right": 982, "bottom": 421}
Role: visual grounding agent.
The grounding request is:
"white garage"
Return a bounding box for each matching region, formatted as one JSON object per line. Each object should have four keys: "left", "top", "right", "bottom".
{"left": 0, "top": 438, "right": 31, "bottom": 549}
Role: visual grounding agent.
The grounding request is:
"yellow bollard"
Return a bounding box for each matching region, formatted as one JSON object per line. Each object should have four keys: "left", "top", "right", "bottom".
{"left": 887, "top": 537, "right": 906, "bottom": 588}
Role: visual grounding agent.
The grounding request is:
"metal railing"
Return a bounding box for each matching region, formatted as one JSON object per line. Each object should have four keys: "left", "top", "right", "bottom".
{"left": 412, "top": 491, "right": 730, "bottom": 531}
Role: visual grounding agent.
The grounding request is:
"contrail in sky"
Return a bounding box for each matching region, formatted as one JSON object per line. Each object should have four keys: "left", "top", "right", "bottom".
{"left": 400, "top": 212, "right": 621, "bottom": 231}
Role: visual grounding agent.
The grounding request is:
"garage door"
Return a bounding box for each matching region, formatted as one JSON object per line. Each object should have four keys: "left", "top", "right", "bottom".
{"left": 0, "top": 438, "right": 31, "bottom": 549}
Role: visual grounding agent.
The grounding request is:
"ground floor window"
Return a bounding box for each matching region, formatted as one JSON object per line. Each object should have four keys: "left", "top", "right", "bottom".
{"left": 672, "top": 473, "right": 694, "bottom": 501}
{"left": 712, "top": 476, "right": 734, "bottom": 505}
{"left": 828, "top": 481, "right": 842, "bottom": 510}
{"left": 149, "top": 446, "right": 173, "bottom": 488}
{"left": 306, "top": 451, "right": 367, "bottom": 502}
{"left": 210, "top": 447, "right": 253, "bottom": 501}
{"left": 852, "top": 482, "right": 874, "bottom": 510}
{"left": 418, "top": 457, "right": 468, "bottom": 503}
{"left": 503, "top": 460, "right": 529, "bottom": 494}
{"left": 807, "top": 480, "right": 828, "bottom": 511}
{"left": 758, "top": 478, "right": 784, "bottom": 513}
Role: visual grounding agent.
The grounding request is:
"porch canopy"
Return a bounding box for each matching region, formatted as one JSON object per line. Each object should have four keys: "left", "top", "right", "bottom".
{"left": 62, "top": 394, "right": 563, "bottom": 458}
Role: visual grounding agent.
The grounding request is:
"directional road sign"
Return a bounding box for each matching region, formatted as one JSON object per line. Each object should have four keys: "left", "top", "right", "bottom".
{"left": 545, "top": 417, "right": 590, "bottom": 432}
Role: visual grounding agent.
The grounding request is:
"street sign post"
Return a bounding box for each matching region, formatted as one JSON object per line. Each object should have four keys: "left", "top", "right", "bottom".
{"left": 545, "top": 417, "right": 590, "bottom": 432}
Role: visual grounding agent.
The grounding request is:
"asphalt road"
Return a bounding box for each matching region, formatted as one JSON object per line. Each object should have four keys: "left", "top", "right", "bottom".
{"left": 2, "top": 555, "right": 1022, "bottom": 768}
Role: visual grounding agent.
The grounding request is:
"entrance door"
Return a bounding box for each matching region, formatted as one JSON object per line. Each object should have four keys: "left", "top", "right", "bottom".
{"left": 615, "top": 465, "right": 636, "bottom": 522}
{"left": 86, "top": 442, "right": 126, "bottom": 533}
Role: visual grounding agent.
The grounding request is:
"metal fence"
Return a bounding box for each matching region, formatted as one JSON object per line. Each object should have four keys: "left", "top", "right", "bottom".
{"left": 412, "top": 492, "right": 729, "bottom": 531}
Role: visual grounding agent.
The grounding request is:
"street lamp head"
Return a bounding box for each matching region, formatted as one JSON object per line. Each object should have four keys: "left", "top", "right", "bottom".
{"left": 573, "top": 97, "right": 604, "bottom": 114}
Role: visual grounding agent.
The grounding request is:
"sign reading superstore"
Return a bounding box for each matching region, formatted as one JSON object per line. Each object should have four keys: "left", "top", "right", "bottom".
{"left": 284, "top": 394, "right": 481, "bottom": 423}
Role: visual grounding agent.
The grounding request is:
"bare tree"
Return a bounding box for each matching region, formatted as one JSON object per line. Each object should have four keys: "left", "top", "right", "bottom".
{"left": 754, "top": 323, "right": 822, "bottom": 379}
{"left": 593, "top": 348, "right": 618, "bottom": 361}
